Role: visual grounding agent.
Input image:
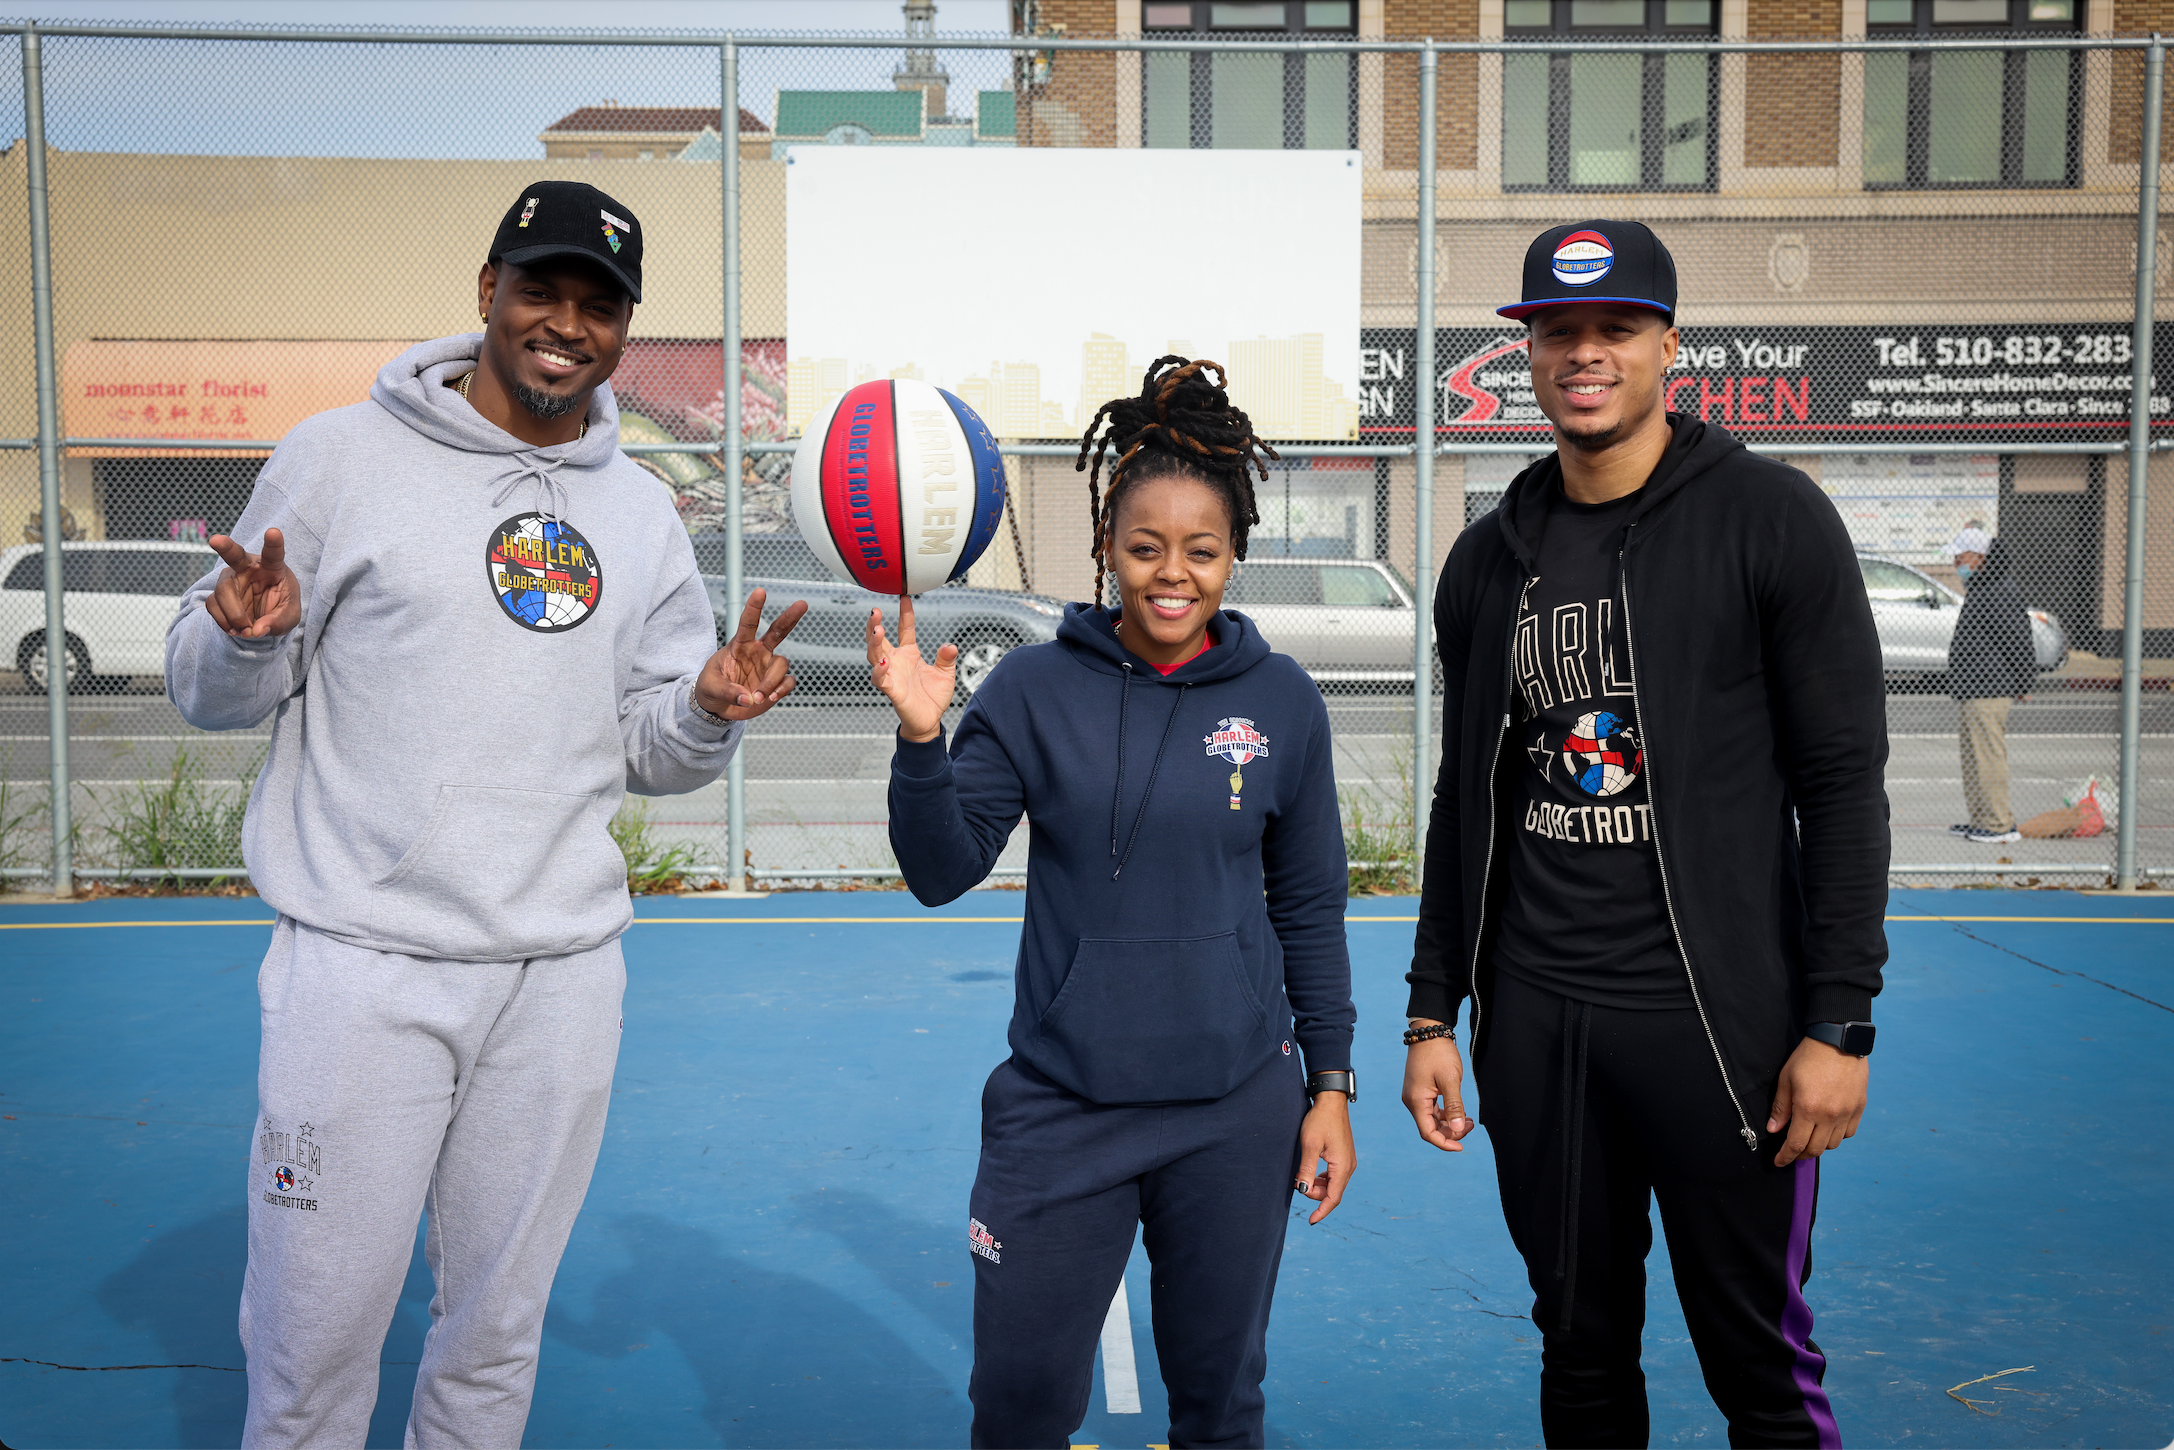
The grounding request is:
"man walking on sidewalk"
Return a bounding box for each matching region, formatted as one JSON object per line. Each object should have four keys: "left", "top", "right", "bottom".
{"left": 1400, "top": 220, "right": 1890, "bottom": 1448}
{"left": 1945, "top": 526, "right": 2038, "bottom": 845}
{"left": 167, "top": 181, "right": 805, "bottom": 1449}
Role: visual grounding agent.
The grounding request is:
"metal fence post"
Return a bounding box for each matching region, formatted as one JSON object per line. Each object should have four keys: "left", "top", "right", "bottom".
{"left": 23, "top": 24, "right": 70, "bottom": 898}
{"left": 1412, "top": 37, "right": 1437, "bottom": 884}
{"left": 2118, "top": 35, "right": 2163, "bottom": 891}
{"left": 722, "top": 36, "right": 747, "bottom": 893}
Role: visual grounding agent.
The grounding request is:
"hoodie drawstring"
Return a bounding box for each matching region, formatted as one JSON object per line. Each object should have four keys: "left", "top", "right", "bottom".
{"left": 1109, "top": 670, "right": 1190, "bottom": 881}
{"left": 1110, "top": 664, "right": 1133, "bottom": 860}
{"left": 490, "top": 450, "right": 574, "bottom": 522}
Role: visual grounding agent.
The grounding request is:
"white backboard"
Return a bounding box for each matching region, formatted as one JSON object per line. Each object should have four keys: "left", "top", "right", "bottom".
{"left": 786, "top": 146, "right": 1363, "bottom": 440}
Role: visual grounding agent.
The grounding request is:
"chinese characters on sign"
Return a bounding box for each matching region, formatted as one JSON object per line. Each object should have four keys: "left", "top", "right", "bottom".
{"left": 60, "top": 339, "right": 415, "bottom": 454}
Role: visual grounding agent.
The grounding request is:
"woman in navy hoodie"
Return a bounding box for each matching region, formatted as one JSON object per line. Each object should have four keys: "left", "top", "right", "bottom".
{"left": 866, "top": 357, "right": 1357, "bottom": 1449}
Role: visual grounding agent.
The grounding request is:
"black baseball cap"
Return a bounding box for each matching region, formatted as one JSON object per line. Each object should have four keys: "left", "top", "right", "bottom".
{"left": 488, "top": 180, "right": 643, "bottom": 303}
{"left": 1498, "top": 219, "right": 1674, "bottom": 322}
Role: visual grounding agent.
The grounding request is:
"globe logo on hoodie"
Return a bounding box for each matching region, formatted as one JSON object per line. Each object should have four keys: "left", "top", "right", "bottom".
{"left": 487, "top": 512, "right": 603, "bottom": 632}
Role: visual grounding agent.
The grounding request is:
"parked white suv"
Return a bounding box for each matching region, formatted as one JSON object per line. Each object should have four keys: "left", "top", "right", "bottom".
{"left": 1, "top": 540, "right": 217, "bottom": 693}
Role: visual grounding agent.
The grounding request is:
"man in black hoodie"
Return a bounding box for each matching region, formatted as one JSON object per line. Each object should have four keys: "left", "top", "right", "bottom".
{"left": 1400, "top": 221, "right": 1889, "bottom": 1448}
{"left": 1944, "top": 527, "right": 2039, "bottom": 844}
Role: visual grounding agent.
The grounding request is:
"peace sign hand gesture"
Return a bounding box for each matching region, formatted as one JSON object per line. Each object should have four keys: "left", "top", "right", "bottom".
{"left": 205, "top": 528, "right": 303, "bottom": 640}
{"left": 867, "top": 594, "right": 955, "bottom": 744}
{"left": 695, "top": 588, "right": 809, "bottom": 722}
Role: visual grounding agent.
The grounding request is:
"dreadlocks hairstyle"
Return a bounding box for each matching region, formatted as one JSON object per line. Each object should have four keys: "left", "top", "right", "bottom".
{"left": 1075, "top": 355, "right": 1280, "bottom": 608}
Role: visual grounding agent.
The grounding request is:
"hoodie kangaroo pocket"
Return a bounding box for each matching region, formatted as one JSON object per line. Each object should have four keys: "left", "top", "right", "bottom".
{"left": 1031, "top": 932, "right": 1271, "bottom": 1105}
{"left": 375, "top": 784, "right": 620, "bottom": 909}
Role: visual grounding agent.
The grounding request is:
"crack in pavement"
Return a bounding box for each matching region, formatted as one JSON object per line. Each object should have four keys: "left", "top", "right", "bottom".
{"left": 2, "top": 1357, "right": 242, "bottom": 1373}
{"left": 1917, "top": 915, "right": 2174, "bottom": 1014}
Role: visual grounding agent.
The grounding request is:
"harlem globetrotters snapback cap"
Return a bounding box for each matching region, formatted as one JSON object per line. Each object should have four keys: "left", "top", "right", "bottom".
{"left": 487, "top": 180, "right": 643, "bottom": 302}
{"left": 1498, "top": 218, "right": 1675, "bottom": 322}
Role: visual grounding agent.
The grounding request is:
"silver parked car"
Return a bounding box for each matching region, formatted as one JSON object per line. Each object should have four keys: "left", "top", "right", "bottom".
{"left": 1857, "top": 553, "right": 2067, "bottom": 685}
{"left": 1221, "top": 557, "right": 1422, "bottom": 685}
{"left": 695, "top": 534, "right": 1066, "bottom": 698}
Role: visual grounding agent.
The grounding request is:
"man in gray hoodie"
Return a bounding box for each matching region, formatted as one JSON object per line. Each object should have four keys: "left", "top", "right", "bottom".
{"left": 166, "top": 181, "right": 805, "bottom": 1449}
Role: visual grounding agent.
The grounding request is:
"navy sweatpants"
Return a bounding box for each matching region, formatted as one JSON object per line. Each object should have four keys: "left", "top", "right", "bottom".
{"left": 966, "top": 1049, "right": 1307, "bottom": 1450}
{"left": 1476, "top": 973, "right": 1842, "bottom": 1449}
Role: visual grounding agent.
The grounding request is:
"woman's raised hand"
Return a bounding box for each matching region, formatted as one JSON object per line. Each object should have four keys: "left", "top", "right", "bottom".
{"left": 867, "top": 594, "right": 956, "bottom": 744}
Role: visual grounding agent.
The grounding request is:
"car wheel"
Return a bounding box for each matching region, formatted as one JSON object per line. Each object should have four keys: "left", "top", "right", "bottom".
{"left": 18, "top": 630, "right": 91, "bottom": 695}
{"left": 951, "top": 631, "right": 1019, "bottom": 701}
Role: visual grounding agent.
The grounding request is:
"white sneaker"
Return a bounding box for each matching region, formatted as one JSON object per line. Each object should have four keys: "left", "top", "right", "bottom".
{"left": 1964, "top": 826, "right": 2022, "bottom": 844}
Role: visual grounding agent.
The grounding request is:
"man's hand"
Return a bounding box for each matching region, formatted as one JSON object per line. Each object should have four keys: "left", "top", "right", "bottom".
{"left": 1402, "top": 1023, "right": 1476, "bottom": 1152}
{"left": 1767, "top": 1035, "right": 1869, "bottom": 1167}
{"left": 205, "top": 529, "right": 302, "bottom": 640}
{"left": 695, "top": 588, "right": 808, "bottom": 722}
{"left": 1295, "top": 1091, "right": 1356, "bottom": 1225}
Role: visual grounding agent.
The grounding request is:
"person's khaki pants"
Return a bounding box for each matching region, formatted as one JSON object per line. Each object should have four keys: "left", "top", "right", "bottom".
{"left": 1959, "top": 696, "right": 2014, "bottom": 831}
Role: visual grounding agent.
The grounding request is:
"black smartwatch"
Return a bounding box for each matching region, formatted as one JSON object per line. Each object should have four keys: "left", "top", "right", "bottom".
{"left": 1805, "top": 1021, "right": 1876, "bottom": 1057}
{"left": 1305, "top": 1069, "right": 1356, "bottom": 1104}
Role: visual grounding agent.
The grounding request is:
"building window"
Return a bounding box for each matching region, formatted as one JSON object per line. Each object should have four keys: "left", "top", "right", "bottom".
{"left": 1865, "top": 0, "right": 2078, "bottom": 188}
{"left": 1142, "top": 1, "right": 1358, "bottom": 150}
{"left": 1503, "top": 0, "right": 1718, "bottom": 191}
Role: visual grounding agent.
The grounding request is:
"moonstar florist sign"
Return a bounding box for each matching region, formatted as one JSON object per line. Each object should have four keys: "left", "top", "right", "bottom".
{"left": 61, "top": 339, "right": 415, "bottom": 455}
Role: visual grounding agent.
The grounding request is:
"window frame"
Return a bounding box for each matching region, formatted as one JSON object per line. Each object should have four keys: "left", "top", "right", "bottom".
{"left": 1503, "top": 0, "right": 1720, "bottom": 193}
{"left": 1865, "top": 0, "right": 2081, "bottom": 190}
{"left": 1141, "top": 1, "right": 1361, "bottom": 151}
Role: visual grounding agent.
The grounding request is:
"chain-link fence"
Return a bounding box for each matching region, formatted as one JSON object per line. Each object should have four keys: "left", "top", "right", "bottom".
{"left": 0, "top": 16, "right": 2165, "bottom": 894}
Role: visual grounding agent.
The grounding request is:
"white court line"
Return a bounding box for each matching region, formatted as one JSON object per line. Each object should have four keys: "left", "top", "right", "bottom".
{"left": 1100, "top": 1278, "right": 1142, "bottom": 1415}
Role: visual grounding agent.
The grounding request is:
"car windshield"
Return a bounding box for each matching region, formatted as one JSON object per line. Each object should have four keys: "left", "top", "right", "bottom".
{"left": 1859, "top": 556, "right": 1942, "bottom": 602}
{"left": 691, "top": 534, "right": 830, "bottom": 581}
{"left": 4, "top": 545, "right": 217, "bottom": 595}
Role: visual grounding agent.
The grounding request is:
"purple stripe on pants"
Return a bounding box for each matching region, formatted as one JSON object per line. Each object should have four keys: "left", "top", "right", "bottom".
{"left": 1780, "top": 1156, "right": 1843, "bottom": 1448}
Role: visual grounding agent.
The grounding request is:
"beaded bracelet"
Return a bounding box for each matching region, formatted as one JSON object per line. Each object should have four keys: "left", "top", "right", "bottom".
{"left": 1402, "top": 1022, "right": 1457, "bottom": 1048}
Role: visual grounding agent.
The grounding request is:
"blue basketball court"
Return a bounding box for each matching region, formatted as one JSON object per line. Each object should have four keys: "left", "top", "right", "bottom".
{"left": 2, "top": 889, "right": 2169, "bottom": 1448}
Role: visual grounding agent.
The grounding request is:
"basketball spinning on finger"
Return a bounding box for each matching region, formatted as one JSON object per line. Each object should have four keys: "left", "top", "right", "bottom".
{"left": 791, "top": 378, "right": 1009, "bottom": 594}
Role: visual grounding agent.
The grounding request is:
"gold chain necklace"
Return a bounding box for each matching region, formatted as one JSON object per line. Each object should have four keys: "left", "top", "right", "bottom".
{"left": 456, "top": 369, "right": 587, "bottom": 439}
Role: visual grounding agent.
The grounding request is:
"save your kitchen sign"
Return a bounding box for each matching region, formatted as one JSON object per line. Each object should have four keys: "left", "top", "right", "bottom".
{"left": 1356, "top": 323, "right": 2174, "bottom": 445}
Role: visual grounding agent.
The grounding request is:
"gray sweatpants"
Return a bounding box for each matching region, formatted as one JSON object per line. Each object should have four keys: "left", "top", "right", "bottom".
{"left": 240, "top": 917, "right": 626, "bottom": 1449}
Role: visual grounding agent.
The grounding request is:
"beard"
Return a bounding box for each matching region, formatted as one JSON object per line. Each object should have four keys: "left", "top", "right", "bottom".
{"left": 513, "top": 382, "right": 584, "bottom": 420}
{"left": 1555, "top": 412, "right": 1628, "bottom": 451}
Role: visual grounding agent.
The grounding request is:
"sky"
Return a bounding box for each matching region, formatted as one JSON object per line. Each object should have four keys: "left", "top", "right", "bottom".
{"left": 0, "top": 1, "right": 1017, "bottom": 157}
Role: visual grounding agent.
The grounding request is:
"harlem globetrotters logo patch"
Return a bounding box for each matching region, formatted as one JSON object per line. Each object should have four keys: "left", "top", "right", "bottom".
{"left": 487, "top": 512, "right": 602, "bottom": 633}
{"left": 1206, "top": 717, "right": 1269, "bottom": 811}
{"left": 259, "top": 1117, "right": 322, "bottom": 1212}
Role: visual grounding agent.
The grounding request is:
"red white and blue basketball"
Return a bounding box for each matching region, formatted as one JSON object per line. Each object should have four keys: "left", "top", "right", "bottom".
{"left": 790, "top": 378, "right": 1008, "bottom": 595}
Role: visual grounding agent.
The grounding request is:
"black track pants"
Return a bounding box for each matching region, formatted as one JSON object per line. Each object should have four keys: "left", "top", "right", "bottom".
{"left": 966, "top": 1050, "right": 1307, "bottom": 1450}
{"left": 1475, "top": 973, "right": 1843, "bottom": 1450}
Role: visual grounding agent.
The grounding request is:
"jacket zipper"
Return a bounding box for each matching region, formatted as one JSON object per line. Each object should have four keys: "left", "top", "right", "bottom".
{"left": 1618, "top": 535, "right": 1761, "bottom": 1153}
{"left": 1465, "top": 580, "right": 1524, "bottom": 1050}
{"left": 1466, "top": 711, "right": 1509, "bottom": 1046}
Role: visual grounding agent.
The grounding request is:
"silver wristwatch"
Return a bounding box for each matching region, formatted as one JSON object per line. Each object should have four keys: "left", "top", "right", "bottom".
{"left": 689, "top": 687, "right": 733, "bottom": 729}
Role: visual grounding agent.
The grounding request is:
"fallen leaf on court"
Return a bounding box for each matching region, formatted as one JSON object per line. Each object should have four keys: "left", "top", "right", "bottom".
{"left": 1948, "top": 1365, "right": 2035, "bottom": 1413}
